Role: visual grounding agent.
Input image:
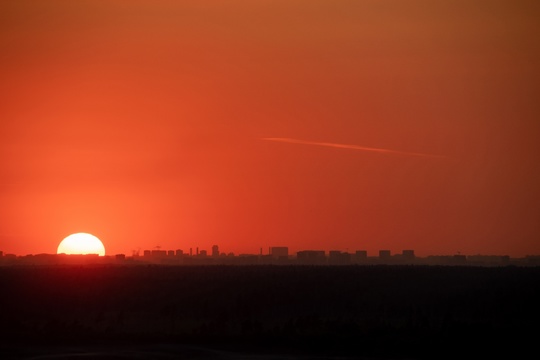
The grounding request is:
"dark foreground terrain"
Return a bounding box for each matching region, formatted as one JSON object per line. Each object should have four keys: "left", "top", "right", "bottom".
{"left": 0, "top": 264, "right": 539, "bottom": 359}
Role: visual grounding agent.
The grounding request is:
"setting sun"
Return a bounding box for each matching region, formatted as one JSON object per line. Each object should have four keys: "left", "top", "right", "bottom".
{"left": 57, "top": 233, "right": 106, "bottom": 256}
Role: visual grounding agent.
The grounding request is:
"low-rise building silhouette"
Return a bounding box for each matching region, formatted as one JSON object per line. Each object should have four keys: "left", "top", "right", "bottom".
{"left": 297, "top": 250, "right": 326, "bottom": 265}
{"left": 269, "top": 247, "right": 288, "bottom": 259}
{"left": 402, "top": 250, "right": 415, "bottom": 260}
{"left": 355, "top": 250, "right": 367, "bottom": 258}
{"left": 328, "top": 251, "right": 351, "bottom": 265}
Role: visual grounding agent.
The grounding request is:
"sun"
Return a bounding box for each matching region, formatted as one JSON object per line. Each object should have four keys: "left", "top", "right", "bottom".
{"left": 57, "top": 233, "right": 106, "bottom": 256}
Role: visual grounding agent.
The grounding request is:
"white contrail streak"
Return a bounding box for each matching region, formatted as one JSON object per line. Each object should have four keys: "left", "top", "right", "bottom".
{"left": 261, "top": 137, "right": 451, "bottom": 160}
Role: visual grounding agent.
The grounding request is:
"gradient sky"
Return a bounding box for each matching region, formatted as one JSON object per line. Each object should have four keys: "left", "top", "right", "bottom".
{"left": 1, "top": 0, "right": 539, "bottom": 257}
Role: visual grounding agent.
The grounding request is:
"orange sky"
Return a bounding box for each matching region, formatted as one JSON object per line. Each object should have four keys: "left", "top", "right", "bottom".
{"left": 1, "top": 0, "right": 539, "bottom": 257}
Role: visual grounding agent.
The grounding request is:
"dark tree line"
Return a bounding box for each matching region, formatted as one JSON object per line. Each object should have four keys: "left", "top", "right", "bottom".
{"left": 0, "top": 264, "right": 539, "bottom": 358}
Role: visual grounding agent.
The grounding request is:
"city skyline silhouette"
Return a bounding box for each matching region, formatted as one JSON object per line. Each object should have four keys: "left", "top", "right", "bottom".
{"left": 2, "top": 243, "right": 540, "bottom": 267}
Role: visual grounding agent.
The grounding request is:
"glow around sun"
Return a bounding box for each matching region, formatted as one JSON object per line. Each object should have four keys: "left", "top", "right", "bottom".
{"left": 57, "top": 233, "right": 106, "bottom": 256}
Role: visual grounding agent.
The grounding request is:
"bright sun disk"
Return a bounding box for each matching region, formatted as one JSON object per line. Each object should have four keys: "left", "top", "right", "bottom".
{"left": 57, "top": 233, "right": 106, "bottom": 256}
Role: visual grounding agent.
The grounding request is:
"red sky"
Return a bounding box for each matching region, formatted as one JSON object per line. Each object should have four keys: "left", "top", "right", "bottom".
{"left": 1, "top": 0, "right": 539, "bottom": 258}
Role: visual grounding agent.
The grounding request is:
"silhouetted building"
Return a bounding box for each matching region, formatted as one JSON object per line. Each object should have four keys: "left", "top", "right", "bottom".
{"left": 212, "top": 245, "right": 219, "bottom": 257}
{"left": 329, "top": 251, "right": 351, "bottom": 265}
{"left": 237, "top": 254, "right": 258, "bottom": 264}
{"left": 402, "top": 250, "right": 415, "bottom": 260}
{"left": 270, "top": 247, "right": 288, "bottom": 259}
{"left": 152, "top": 250, "right": 167, "bottom": 258}
{"left": 379, "top": 250, "right": 391, "bottom": 260}
{"left": 144, "top": 250, "right": 151, "bottom": 258}
{"left": 199, "top": 250, "right": 207, "bottom": 257}
{"left": 176, "top": 249, "right": 183, "bottom": 257}
{"left": 355, "top": 250, "right": 367, "bottom": 262}
{"left": 115, "top": 254, "right": 126, "bottom": 260}
{"left": 297, "top": 250, "right": 326, "bottom": 265}
{"left": 167, "top": 250, "right": 175, "bottom": 257}
{"left": 258, "top": 254, "right": 273, "bottom": 265}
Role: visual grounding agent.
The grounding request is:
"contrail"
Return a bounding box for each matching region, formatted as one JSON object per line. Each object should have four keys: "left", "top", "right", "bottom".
{"left": 261, "top": 137, "right": 451, "bottom": 160}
